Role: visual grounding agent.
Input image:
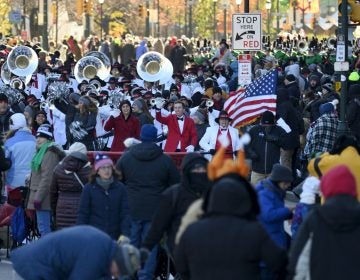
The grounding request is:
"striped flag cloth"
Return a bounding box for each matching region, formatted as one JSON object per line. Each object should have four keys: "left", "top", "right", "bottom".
{"left": 224, "top": 69, "right": 278, "bottom": 128}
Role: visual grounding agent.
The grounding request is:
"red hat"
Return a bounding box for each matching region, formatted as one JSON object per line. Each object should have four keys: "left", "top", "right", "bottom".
{"left": 320, "top": 165, "right": 357, "bottom": 199}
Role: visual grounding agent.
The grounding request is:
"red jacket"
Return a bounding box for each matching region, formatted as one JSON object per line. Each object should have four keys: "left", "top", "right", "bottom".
{"left": 156, "top": 112, "right": 197, "bottom": 152}
{"left": 104, "top": 114, "right": 140, "bottom": 151}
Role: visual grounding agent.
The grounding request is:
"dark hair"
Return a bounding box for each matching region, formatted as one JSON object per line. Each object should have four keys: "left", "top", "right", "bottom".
{"left": 330, "top": 134, "right": 360, "bottom": 154}
{"left": 174, "top": 100, "right": 185, "bottom": 108}
{"left": 89, "top": 167, "right": 122, "bottom": 183}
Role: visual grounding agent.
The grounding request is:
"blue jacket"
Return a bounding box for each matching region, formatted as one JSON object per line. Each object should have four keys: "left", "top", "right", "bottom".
{"left": 11, "top": 225, "right": 117, "bottom": 280}
{"left": 256, "top": 179, "right": 292, "bottom": 249}
{"left": 77, "top": 179, "right": 131, "bottom": 239}
{"left": 4, "top": 128, "right": 36, "bottom": 188}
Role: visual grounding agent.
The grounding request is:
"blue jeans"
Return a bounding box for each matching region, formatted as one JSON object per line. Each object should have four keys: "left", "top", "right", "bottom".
{"left": 130, "top": 220, "right": 158, "bottom": 280}
{"left": 36, "top": 210, "right": 51, "bottom": 237}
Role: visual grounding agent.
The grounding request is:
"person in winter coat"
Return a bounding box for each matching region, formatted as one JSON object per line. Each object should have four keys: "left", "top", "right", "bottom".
{"left": 291, "top": 176, "right": 320, "bottom": 238}
{"left": 27, "top": 124, "right": 65, "bottom": 237}
{"left": 175, "top": 174, "right": 287, "bottom": 280}
{"left": 11, "top": 225, "right": 141, "bottom": 280}
{"left": 190, "top": 110, "right": 209, "bottom": 151}
{"left": 170, "top": 39, "right": 187, "bottom": 73}
{"left": 0, "top": 144, "right": 11, "bottom": 201}
{"left": 256, "top": 163, "right": 293, "bottom": 279}
{"left": 116, "top": 124, "right": 180, "bottom": 280}
{"left": 132, "top": 97, "right": 154, "bottom": 127}
{"left": 276, "top": 88, "right": 305, "bottom": 176}
{"left": 246, "top": 111, "right": 286, "bottom": 185}
{"left": 346, "top": 84, "right": 360, "bottom": 140}
{"left": 284, "top": 74, "right": 301, "bottom": 104}
{"left": 256, "top": 164, "right": 293, "bottom": 249}
{"left": 136, "top": 40, "right": 148, "bottom": 60}
{"left": 0, "top": 93, "right": 13, "bottom": 142}
{"left": 104, "top": 100, "right": 140, "bottom": 152}
{"left": 50, "top": 142, "right": 91, "bottom": 229}
{"left": 288, "top": 165, "right": 360, "bottom": 280}
{"left": 304, "top": 101, "right": 338, "bottom": 160}
{"left": 142, "top": 153, "right": 210, "bottom": 257}
{"left": 77, "top": 154, "right": 130, "bottom": 240}
{"left": 4, "top": 113, "right": 36, "bottom": 203}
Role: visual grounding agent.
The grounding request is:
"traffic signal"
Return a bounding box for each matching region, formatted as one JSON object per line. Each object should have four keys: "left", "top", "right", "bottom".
{"left": 138, "top": 4, "right": 145, "bottom": 17}
{"left": 76, "top": 0, "right": 84, "bottom": 17}
{"left": 339, "top": 0, "right": 360, "bottom": 23}
{"left": 83, "top": 0, "right": 93, "bottom": 15}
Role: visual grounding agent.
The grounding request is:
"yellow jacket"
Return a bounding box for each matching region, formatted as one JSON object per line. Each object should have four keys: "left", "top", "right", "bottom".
{"left": 308, "top": 146, "right": 360, "bottom": 200}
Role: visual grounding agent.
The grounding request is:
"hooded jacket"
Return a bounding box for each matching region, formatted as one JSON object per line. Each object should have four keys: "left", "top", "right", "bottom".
{"left": 142, "top": 153, "right": 209, "bottom": 254}
{"left": 288, "top": 195, "right": 360, "bottom": 280}
{"left": 175, "top": 175, "right": 287, "bottom": 280}
{"left": 116, "top": 142, "right": 180, "bottom": 221}
{"left": 50, "top": 153, "right": 91, "bottom": 229}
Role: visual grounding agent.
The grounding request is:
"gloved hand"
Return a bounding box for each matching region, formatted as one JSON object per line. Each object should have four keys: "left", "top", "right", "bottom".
{"left": 185, "top": 145, "right": 194, "bottom": 152}
{"left": 209, "top": 149, "right": 216, "bottom": 155}
{"left": 34, "top": 200, "right": 42, "bottom": 210}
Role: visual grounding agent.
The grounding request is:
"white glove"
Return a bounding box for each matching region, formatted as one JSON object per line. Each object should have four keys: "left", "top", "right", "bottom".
{"left": 185, "top": 145, "right": 194, "bottom": 152}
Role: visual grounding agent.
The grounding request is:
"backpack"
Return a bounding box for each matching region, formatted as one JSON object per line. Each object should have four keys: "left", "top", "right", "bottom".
{"left": 11, "top": 206, "right": 27, "bottom": 243}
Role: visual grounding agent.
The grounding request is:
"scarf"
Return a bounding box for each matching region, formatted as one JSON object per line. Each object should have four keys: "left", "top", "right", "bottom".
{"left": 96, "top": 176, "right": 114, "bottom": 191}
{"left": 31, "top": 141, "right": 52, "bottom": 171}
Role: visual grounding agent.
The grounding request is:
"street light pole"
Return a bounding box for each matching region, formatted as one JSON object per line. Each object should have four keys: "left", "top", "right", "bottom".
{"left": 189, "top": 0, "right": 193, "bottom": 38}
{"left": 236, "top": 0, "right": 242, "bottom": 13}
{"left": 98, "top": 0, "right": 104, "bottom": 40}
{"left": 213, "top": 0, "right": 217, "bottom": 41}
{"left": 223, "top": 0, "right": 229, "bottom": 40}
{"left": 265, "top": 0, "right": 271, "bottom": 38}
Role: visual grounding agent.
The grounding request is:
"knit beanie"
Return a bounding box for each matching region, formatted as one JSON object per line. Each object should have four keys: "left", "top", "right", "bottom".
{"left": 269, "top": 163, "right": 293, "bottom": 182}
{"left": 94, "top": 154, "right": 113, "bottom": 171}
{"left": 36, "top": 124, "right": 53, "bottom": 140}
{"left": 319, "top": 100, "right": 338, "bottom": 115}
{"left": 132, "top": 98, "right": 144, "bottom": 110}
{"left": 9, "top": 113, "right": 27, "bottom": 130}
{"left": 320, "top": 165, "right": 357, "bottom": 199}
{"left": 322, "top": 83, "right": 333, "bottom": 92}
{"left": 300, "top": 176, "right": 320, "bottom": 204}
{"left": 285, "top": 74, "right": 296, "bottom": 82}
{"left": 191, "top": 110, "right": 206, "bottom": 123}
{"left": 0, "top": 93, "right": 8, "bottom": 103}
{"left": 68, "top": 142, "right": 87, "bottom": 155}
{"left": 140, "top": 124, "right": 157, "bottom": 142}
{"left": 260, "top": 110, "right": 275, "bottom": 125}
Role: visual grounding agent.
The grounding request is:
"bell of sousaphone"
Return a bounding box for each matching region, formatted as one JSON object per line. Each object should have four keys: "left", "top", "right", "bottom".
{"left": 7, "top": 46, "right": 38, "bottom": 77}
{"left": 74, "top": 56, "right": 109, "bottom": 83}
{"left": 137, "top": 51, "right": 172, "bottom": 82}
{"left": 1, "top": 62, "right": 11, "bottom": 84}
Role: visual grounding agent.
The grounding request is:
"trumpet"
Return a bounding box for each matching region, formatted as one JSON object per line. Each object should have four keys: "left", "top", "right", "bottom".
{"left": 150, "top": 97, "right": 166, "bottom": 108}
{"left": 206, "top": 99, "right": 214, "bottom": 108}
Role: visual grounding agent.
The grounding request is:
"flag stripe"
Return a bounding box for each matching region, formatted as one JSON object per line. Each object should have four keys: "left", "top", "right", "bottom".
{"left": 224, "top": 70, "right": 278, "bottom": 127}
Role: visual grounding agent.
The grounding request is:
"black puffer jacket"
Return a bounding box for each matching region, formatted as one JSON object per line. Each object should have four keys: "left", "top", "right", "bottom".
{"left": 175, "top": 175, "right": 287, "bottom": 280}
{"left": 288, "top": 195, "right": 360, "bottom": 280}
{"left": 276, "top": 88, "right": 305, "bottom": 150}
{"left": 247, "top": 124, "right": 287, "bottom": 174}
{"left": 142, "top": 153, "right": 209, "bottom": 255}
{"left": 50, "top": 152, "right": 91, "bottom": 229}
{"left": 347, "top": 84, "right": 360, "bottom": 140}
{"left": 116, "top": 142, "right": 180, "bottom": 221}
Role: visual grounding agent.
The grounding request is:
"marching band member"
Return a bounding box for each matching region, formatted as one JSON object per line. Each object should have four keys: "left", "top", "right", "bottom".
{"left": 155, "top": 100, "right": 197, "bottom": 152}
{"left": 199, "top": 110, "right": 241, "bottom": 159}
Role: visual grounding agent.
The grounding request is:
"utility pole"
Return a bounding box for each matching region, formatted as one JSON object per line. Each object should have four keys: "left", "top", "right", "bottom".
{"left": 43, "top": 0, "right": 49, "bottom": 50}
{"left": 146, "top": 0, "right": 150, "bottom": 37}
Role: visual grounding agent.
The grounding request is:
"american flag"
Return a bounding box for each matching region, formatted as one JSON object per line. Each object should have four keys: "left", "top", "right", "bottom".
{"left": 224, "top": 69, "right": 278, "bottom": 128}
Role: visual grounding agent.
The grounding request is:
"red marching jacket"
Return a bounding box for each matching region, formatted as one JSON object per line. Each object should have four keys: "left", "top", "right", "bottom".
{"left": 156, "top": 112, "right": 197, "bottom": 152}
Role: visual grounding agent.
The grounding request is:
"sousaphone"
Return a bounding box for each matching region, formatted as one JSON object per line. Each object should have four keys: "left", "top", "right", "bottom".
{"left": 74, "top": 56, "right": 109, "bottom": 83}
{"left": 136, "top": 51, "right": 173, "bottom": 84}
{"left": 7, "top": 46, "right": 38, "bottom": 77}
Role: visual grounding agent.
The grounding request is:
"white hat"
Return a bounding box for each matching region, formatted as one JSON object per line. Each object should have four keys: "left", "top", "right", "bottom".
{"left": 300, "top": 176, "right": 320, "bottom": 204}
{"left": 68, "top": 142, "right": 87, "bottom": 155}
{"left": 9, "top": 113, "right": 27, "bottom": 130}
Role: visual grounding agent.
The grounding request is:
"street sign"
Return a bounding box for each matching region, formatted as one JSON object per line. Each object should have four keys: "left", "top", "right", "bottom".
{"left": 232, "top": 13, "right": 261, "bottom": 51}
{"left": 238, "top": 54, "right": 252, "bottom": 86}
{"left": 9, "top": 11, "right": 22, "bottom": 24}
{"left": 334, "top": 61, "right": 349, "bottom": 72}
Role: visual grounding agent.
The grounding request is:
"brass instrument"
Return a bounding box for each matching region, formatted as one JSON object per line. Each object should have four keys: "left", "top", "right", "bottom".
{"left": 136, "top": 51, "right": 173, "bottom": 84}
{"left": 327, "top": 36, "right": 336, "bottom": 50}
{"left": 206, "top": 99, "right": 214, "bottom": 108}
{"left": 149, "top": 97, "right": 166, "bottom": 108}
{"left": 7, "top": 46, "right": 38, "bottom": 77}
{"left": 74, "top": 56, "right": 109, "bottom": 83}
